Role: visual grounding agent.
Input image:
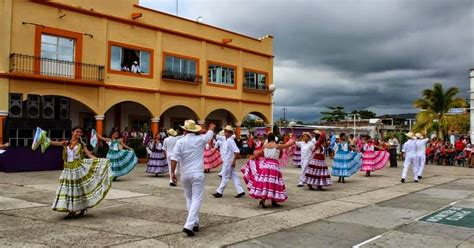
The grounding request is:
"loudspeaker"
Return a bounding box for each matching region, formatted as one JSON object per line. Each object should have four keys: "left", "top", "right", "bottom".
{"left": 8, "top": 93, "right": 23, "bottom": 118}
{"left": 42, "top": 96, "right": 55, "bottom": 119}
{"left": 59, "top": 97, "right": 69, "bottom": 120}
{"left": 26, "top": 94, "right": 41, "bottom": 119}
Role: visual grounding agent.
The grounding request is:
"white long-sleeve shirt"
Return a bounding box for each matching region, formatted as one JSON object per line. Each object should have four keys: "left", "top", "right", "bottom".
{"left": 296, "top": 141, "right": 315, "bottom": 160}
{"left": 220, "top": 137, "right": 240, "bottom": 163}
{"left": 402, "top": 139, "right": 417, "bottom": 157}
{"left": 415, "top": 138, "right": 429, "bottom": 156}
{"left": 171, "top": 131, "right": 214, "bottom": 175}
{"left": 163, "top": 136, "right": 179, "bottom": 158}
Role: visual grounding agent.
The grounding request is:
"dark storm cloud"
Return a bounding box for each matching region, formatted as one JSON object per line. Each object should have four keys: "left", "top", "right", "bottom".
{"left": 140, "top": 0, "right": 474, "bottom": 121}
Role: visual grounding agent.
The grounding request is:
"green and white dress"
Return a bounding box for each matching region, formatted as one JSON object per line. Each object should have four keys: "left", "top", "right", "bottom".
{"left": 106, "top": 140, "right": 138, "bottom": 178}
{"left": 52, "top": 143, "right": 112, "bottom": 212}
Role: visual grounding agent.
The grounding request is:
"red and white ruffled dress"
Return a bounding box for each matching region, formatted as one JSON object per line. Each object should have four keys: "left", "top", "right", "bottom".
{"left": 360, "top": 143, "right": 389, "bottom": 172}
{"left": 241, "top": 148, "right": 288, "bottom": 202}
{"left": 204, "top": 143, "right": 223, "bottom": 170}
{"left": 303, "top": 144, "right": 332, "bottom": 187}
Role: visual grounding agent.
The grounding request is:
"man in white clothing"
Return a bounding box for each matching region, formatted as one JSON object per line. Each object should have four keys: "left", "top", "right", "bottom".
{"left": 163, "top": 128, "right": 179, "bottom": 186}
{"left": 296, "top": 132, "right": 315, "bottom": 187}
{"left": 171, "top": 120, "right": 215, "bottom": 237}
{"left": 415, "top": 133, "right": 429, "bottom": 180}
{"left": 212, "top": 125, "right": 245, "bottom": 198}
{"left": 401, "top": 132, "right": 418, "bottom": 183}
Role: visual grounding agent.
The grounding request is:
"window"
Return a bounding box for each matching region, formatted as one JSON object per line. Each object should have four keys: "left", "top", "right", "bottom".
{"left": 109, "top": 43, "right": 151, "bottom": 75}
{"left": 40, "top": 34, "right": 76, "bottom": 77}
{"left": 208, "top": 64, "right": 235, "bottom": 86}
{"left": 163, "top": 54, "right": 198, "bottom": 82}
{"left": 244, "top": 71, "right": 267, "bottom": 91}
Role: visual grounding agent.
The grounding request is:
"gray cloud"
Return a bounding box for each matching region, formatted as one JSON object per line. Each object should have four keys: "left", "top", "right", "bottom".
{"left": 141, "top": 0, "right": 474, "bottom": 121}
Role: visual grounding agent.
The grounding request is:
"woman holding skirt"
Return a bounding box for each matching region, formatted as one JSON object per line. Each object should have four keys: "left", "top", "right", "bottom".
{"left": 303, "top": 131, "right": 332, "bottom": 190}
{"left": 332, "top": 133, "right": 362, "bottom": 183}
{"left": 97, "top": 130, "right": 138, "bottom": 181}
{"left": 50, "top": 127, "right": 112, "bottom": 218}
{"left": 360, "top": 136, "right": 390, "bottom": 176}
{"left": 146, "top": 134, "right": 168, "bottom": 176}
{"left": 241, "top": 133, "right": 295, "bottom": 208}
{"left": 204, "top": 139, "right": 223, "bottom": 172}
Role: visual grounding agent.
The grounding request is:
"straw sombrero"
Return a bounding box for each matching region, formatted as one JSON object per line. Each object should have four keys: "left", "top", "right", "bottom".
{"left": 167, "top": 128, "right": 177, "bottom": 136}
{"left": 180, "top": 120, "right": 201, "bottom": 133}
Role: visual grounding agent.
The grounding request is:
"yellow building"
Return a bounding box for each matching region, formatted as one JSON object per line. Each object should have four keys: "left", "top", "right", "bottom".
{"left": 0, "top": 0, "right": 274, "bottom": 144}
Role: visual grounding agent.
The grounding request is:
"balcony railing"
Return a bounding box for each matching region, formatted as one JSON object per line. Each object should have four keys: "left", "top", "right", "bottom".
{"left": 9, "top": 53, "right": 105, "bottom": 81}
{"left": 162, "top": 69, "right": 202, "bottom": 83}
{"left": 244, "top": 82, "right": 267, "bottom": 91}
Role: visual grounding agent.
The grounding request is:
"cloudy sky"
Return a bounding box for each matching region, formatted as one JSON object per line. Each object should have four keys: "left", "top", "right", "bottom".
{"left": 140, "top": 0, "right": 473, "bottom": 122}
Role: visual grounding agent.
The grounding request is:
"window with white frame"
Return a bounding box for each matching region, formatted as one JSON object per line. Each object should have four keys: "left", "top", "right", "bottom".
{"left": 165, "top": 55, "right": 197, "bottom": 75}
{"left": 40, "top": 34, "right": 75, "bottom": 77}
{"left": 110, "top": 45, "right": 150, "bottom": 75}
{"left": 244, "top": 71, "right": 267, "bottom": 90}
{"left": 208, "top": 64, "right": 235, "bottom": 86}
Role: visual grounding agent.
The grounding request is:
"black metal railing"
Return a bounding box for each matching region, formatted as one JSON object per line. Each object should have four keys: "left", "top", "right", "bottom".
{"left": 162, "top": 69, "right": 202, "bottom": 83}
{"left": 244, "top": 82, "right": 267, "bottom": 91}
{"left": 9, "top": 53, "right": 105, "bottom": 81}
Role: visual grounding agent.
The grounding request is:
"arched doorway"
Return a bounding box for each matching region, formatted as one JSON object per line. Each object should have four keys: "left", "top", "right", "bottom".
{"left": 160, "top": 105, "right": 199, "bottom": 131}
{"left": 241, "top": 111, "right": 270, "bottom": 136}
{"left": 205, "top": 109, "right": 238, "bottom": 132}
{"left": 104, "top": 101, "right": 153, "bottom": 136}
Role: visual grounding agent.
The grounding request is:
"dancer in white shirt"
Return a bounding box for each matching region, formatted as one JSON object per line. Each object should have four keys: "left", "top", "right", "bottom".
{"left": 415, "top": 133, "right": 429, "bottom": 180}
{"left": 163, "top": 128, "right": 179, "bottom": 186}
{"left": 171, "top": 120, "right": 215, "bottom": 237}
{"left": 296, "top": 132, "right": 315, "bottom": 187}
{"left": 401, "top": 132, "right": 418, "bottom": 183}
{"left": 212, "top": 125, "right": 245, "bottom": 198}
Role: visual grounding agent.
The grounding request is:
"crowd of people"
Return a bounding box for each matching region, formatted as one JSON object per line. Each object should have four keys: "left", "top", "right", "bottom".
{"left": 14, "top": 121, "right": 471, "bottom": 238}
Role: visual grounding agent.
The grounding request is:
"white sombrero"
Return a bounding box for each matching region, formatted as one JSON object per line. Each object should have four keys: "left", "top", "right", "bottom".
{"left": 180, "top": 120, "right": 201, "bottom": 133}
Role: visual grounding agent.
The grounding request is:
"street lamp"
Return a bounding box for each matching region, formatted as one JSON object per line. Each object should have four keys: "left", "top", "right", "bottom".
{"left": 347, "top": 113, "right": 361, "bottom": 136}
{"left": 269, "top": 84, "right": 276, "bottom": 128}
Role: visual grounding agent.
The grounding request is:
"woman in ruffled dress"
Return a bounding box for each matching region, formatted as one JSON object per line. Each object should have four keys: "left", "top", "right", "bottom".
{"left": 241, "top": 133, "right": 295, "bottom": 208}
{"left": 204, "top": 139, "right": 223, "bottom": 173}
{"left": 97, "top": 130, "right": 137, "bottom": 181}
{"left": 360, "top": 135, "right": 390, "bottom": 176}
{"left": 50, "top": 126, "right": 112, "bottom": 218}
{"left": 332, "top": 133, "right": 362, "bottom": 183}
{"left": 292, "top": 136, "right": 302, "bottom": 168}
{"left": 303, "top": 130, "right": 332, "bottom": 190}
{"left": 146, "top": 134, "right": 168, "bottom": 176}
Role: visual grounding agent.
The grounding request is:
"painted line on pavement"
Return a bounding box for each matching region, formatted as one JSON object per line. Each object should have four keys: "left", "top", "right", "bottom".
{"left": 352, "top": 234, "right": 383, "bottom": 248}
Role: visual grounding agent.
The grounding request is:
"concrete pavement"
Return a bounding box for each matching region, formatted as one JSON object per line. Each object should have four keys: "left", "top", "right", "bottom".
{"left": 0, "top": 160, "right": 473, "bottom": 247}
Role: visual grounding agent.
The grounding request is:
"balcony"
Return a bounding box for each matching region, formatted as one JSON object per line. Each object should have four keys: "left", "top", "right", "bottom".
{"left": 162, "top": 69, "right": 202, "bottom": 84}
{"left": 9, "top": 53, "right": 105, "bottom": 82}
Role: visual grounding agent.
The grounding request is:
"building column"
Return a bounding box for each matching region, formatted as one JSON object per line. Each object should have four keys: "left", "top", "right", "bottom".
{"left": 151, "top": 117, "right": 160, "bottom": 138}
{"left": 265, "top": 124, "right": 273, "bottom": 133}
{"left": 470, "top": 69, "right": 474, "bottom": 142}
{"left": 236, "top": 122, "right": 242, "bottom": 137}
{"left": 0, "top": 111, "right": 7, "bottom": 144}
{"left": 95, "top": 115, "right": 105, "bottom": 136}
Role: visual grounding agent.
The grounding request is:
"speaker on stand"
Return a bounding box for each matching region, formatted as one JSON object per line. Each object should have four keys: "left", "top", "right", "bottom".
{"left": 42, "top": 96, "right": 55, "bottom": 119}
{"left": 8, "top": 93, "right": 23, "bottom": 118}
{"left": 26, "top": 95, "right": 41, "bottom": 119}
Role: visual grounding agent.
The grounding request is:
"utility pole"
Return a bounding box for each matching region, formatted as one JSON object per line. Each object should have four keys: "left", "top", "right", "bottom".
{"left": 282, "top": 107, "right": 287, "bottom": 123}
{"left": 176, "top": 0, "right": 179, "bottom": 15}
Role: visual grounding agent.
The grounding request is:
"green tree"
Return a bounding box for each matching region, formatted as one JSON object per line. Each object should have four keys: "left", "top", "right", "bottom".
{"left": 351, "top": 109, "right": 377, "bottom": 119}
{"left": 413, "top": 83, "right": 466, "bottom": 140}
{"left": 320, "top": 106, "right": 347, "bottom": 122}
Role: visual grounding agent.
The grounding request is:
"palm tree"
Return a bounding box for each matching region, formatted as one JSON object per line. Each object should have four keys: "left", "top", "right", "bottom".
{"left": 413, "top": 83, "right": 466, "bottom": 140}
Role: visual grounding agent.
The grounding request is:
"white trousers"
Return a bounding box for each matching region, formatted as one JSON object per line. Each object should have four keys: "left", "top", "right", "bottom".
{"left": 416, "top": 154, "right": 426, "bottom": 177}
{"left": 402, "top": 155, "right": 418, "bottom": 180}
{"left": 181, "top": 172, "right": 205, "bottom": 230}
{"left": 217, "top": 161, "right": 244, "bottom": 195}
{"left": 298, "top": 158, "right": 310, "bottom": 185}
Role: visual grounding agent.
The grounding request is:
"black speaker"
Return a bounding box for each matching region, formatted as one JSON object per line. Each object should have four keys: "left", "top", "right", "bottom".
{"left": 59, "top": 97, "right": 69, "bottom": 120}
{"left": 26, "top": 94, "right": 41, "bottom": 119}
{"left": 42, "top": 96, "right": 55, "bottom": 119}
{"left": 8, "top": 93, "right": 23, "bottom": 118}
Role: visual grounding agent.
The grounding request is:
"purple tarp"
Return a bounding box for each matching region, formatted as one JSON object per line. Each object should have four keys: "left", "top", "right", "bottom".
{"left": 0, "top": 147, "right": 63, "bottom": 172}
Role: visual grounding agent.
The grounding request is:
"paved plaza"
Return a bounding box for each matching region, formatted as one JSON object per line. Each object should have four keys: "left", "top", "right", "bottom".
{"left": 0, "top": 160, "right": 473, "bottom": 247}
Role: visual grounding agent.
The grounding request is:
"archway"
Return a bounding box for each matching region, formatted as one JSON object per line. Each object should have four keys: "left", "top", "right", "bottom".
{"left": 104, "top": 101, "right": 153, "bottom": 137}
{"left": 205, "top": 109, "right": 238, "bottom": 132}
{"left": 241, "top": 111, "right": 270, "bottom": 136}
{"left": 160, "top": 105, "right": 199, "bottom": 131}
